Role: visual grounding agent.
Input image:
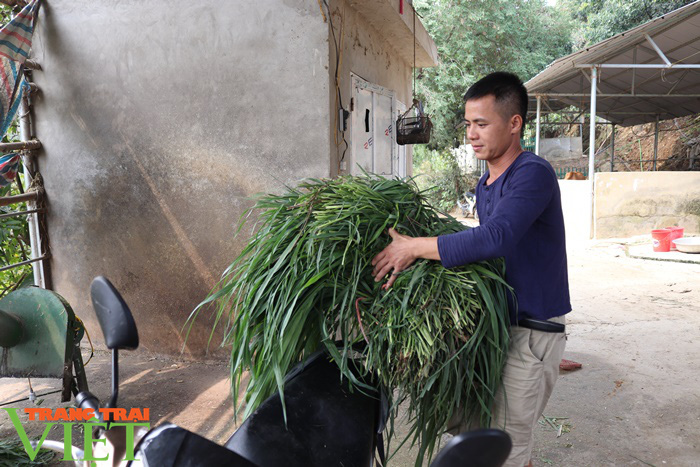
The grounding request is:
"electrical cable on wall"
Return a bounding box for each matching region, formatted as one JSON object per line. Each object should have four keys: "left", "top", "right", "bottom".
{"left": 322, "top": 0, "right": 349, "bottom": 174}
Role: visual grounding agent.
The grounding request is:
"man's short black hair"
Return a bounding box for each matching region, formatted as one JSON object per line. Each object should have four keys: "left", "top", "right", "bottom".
{"left": 463, "top": 72, "right": 528, "bottom": 123}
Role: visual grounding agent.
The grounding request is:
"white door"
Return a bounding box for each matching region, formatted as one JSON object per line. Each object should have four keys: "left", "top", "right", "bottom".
{"left": 352, "top": 86, "right": 375, "bottom": 173}
{"left": 351, "top": 75, "right": 403, "bottom": 178}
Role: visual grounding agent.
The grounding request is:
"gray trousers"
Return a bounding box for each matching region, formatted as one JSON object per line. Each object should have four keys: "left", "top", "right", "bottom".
{"left": 447, "top": 316, "right": 567, "bottom": 467}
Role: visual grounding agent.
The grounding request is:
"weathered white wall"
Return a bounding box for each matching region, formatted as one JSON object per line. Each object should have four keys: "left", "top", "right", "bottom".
{"left": 594, "top": 172, "right": 700, "bottom": 238}
{"left": 32, "top": 0, "right": 330, "bottom": 355}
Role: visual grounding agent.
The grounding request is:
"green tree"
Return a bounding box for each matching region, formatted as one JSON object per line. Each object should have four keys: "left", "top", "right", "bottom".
{"left": 413, "top": 0, "right": 573, "bottom": 150}
{"left": 558, "top": 0, "right": 696, "bottom": 49}
{"left": 413, "top": 148, "right": 477, "bottom": 212}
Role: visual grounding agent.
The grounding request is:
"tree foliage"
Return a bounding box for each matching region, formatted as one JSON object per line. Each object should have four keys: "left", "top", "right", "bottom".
{"left": 414, "top": 148, "right": 479, "bottom": 212}
{"left": 413, "top": 0, "right": 696, "bottom": 152}
{"left": 413, "top": 0, "right": 573, "bottom": 150}
{"left": 559, "top": 0, "right": 696, "bottom": 49}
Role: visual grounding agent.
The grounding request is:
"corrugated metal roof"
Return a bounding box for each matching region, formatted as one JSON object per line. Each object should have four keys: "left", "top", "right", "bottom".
{"left": 525, "top": 1, "right": 700, "bottom": 127}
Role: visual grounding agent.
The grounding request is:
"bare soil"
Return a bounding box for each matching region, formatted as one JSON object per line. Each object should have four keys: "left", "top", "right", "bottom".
{"left": 1, "top": 242, "right": 699, "bottom": 466}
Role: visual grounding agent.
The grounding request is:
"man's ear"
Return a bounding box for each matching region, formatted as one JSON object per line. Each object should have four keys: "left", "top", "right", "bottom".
{"left": 510, "top": 114, "right": 523, "bottom": 135}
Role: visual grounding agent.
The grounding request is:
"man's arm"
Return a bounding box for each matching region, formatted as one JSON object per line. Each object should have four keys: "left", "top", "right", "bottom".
{"left": 371, "top": 228, "right": 440, "bottom": 289}
{"left": 438, "top": 161, "right": 556, "bottom": 268}
{"left": 372, "top": 161, "right": 557, "bottom": 288}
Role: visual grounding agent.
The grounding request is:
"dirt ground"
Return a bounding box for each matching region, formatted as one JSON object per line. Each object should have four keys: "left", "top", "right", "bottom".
{"left": 530, "top": 243, "right": 700, "bottom": 467}
{"left": 1, "top": 240, "right": 699, "bottom": 466}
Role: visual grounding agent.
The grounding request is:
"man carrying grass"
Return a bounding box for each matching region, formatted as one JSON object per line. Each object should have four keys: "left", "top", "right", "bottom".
{"left": 371, "top": 71, "right": 571, "bottom": 467}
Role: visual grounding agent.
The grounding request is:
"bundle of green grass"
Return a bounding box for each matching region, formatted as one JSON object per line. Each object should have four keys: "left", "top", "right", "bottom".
{"left": 194, "top": 174, "right": 511, "bottom": 464}
{"left": 0, "top": 439, "right": 54, "bottom": 466}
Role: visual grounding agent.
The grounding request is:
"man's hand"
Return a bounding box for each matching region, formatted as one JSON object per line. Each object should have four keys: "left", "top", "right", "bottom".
{"left": 371, "top": 228, "right": 440, "bottom": 290}
{"left": 371, "top": 228, "right": 416, "bottom": 289}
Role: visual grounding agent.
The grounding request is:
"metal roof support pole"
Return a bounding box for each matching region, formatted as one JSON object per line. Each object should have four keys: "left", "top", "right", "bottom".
{"left": 588, "top": 66, "right": 598, "bottom": 240}
{"left": 645, "top": 33, "right": 671, "bottom": 66}
{"left": 535, "top": 95, "right": 541, "bottom": 155}
{"left": 537, "top": 92, "right": 700, "bottom": 98}
{"left": 610, "top": 124, "right": 616, "bottom": 172}
{"left": 19, "top": 84, "right": 45, "bottom": 289}
{"left": 653, "top": 115, "right": 659, "bottom": 171}
{"left": 574, "top": 64, "right": 700, "bottom": 69}
{"left": 631, "top": 47, "right": 637, "bottom": 96}
{"left": 588, "top": 67, "right": 597, "bottom": 180}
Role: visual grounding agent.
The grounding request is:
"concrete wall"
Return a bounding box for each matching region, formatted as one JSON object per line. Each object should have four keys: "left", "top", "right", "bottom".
{"left": 327, "top": 0, "right": 414, "bottom": 177}
{"left": 559, "top": 180, "right": 593, "bottom": 245}
{"left": 594, "top": 172, "right": 700, "bottom": 239}
{"left": 32, "top": 0, "right": 330, "bottom": 355}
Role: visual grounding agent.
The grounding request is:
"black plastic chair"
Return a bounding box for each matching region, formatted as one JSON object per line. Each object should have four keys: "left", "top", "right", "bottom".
{"left": 134, "top": 423, "right": 256, "bottom": 467}
{"left": 430, "top": 429, "right": 512, "bottom": 467}
{"left": 225, "top": 353, "right": 382, "bottom": 467}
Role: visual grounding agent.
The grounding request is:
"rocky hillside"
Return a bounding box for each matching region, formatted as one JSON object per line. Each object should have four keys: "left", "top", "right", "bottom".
{"left": 611, "top": 115, "right": 700, "bottom": 172}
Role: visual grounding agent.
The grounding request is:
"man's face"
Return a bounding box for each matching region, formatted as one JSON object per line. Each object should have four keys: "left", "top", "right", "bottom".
{"left": 464, "top": 95, "right": 519, "bottom": 162}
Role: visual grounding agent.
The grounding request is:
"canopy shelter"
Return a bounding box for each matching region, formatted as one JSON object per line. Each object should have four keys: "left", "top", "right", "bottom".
{"left": 524, "top": 1, "right": 700, "bottom": 239}
{"left": 525, "top": 0, "right": 700, "bottom": 175}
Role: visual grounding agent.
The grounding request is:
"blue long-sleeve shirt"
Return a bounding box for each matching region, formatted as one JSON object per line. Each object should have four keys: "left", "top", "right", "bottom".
{"left": 437, "top": 151, "right": 571, "bottom": 323}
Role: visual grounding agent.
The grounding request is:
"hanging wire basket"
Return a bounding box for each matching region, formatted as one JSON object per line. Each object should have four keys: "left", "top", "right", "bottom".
{"left": 396, "top": 100, "right": 432, "bottom": 145}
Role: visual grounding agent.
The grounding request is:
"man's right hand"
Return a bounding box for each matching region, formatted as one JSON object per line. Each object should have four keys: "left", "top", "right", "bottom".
{"left": 371, "top": 228, "right": 441, "bottom": 290}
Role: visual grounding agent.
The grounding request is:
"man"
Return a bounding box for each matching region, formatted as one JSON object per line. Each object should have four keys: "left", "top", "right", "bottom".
{"left": 371, "top": 72, "right": 571, "bottom": 467}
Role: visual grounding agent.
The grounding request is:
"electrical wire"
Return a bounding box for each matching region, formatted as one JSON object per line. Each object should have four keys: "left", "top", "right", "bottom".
{"left": 0, "top": 389, "right": 62, "bottom": 407}
{"left": 413, "top": 4, "right": 416, "bottom": 99}
{"left": 322, "top": 0, "right": 349, "bottom": 173}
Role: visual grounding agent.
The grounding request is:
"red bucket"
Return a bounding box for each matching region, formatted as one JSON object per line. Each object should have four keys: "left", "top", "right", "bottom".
{"left": 664, "top": 226, "right": 684, "bottom": 250}
{"left": 651, "top": 229, "right": 672, "bottom": 252}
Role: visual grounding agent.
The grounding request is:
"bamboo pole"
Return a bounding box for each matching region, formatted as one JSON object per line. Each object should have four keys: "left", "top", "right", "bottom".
{"left": 0, "top": 208, "right": 45, "bottom": 219}
{"left": 19, "top": 74, "right": 46, "bottom": 288}
{"left": 653, "top": 115, "right": 659, "bottom": 171}
{"left": 0, "top": 191, "right": 39, "bottom": 207}
{"left": 0, "top": 254, "right": 49, "bottom": 273}
{"left": 0, "top": 139, "right": 41, "bottom": 151}
{"left": 610, "top": 124, "right": 616, "bottom": 172}
{"left": 23, "top": 59, "right": 41, "bottom": 71}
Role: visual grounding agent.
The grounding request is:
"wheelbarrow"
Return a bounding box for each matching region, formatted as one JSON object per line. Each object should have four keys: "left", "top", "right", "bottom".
{"left": 0, "top": 286, "right": 89, "bottom": 403}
